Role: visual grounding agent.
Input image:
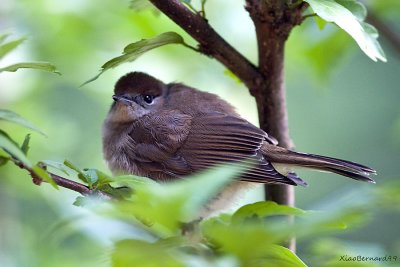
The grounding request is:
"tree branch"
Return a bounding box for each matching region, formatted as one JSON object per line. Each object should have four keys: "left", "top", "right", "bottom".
{"left": 148, "top": 0, "right": 263, "bottom": 94}
{"left": 13, "top": 160, "right": 112, "bottom": 200}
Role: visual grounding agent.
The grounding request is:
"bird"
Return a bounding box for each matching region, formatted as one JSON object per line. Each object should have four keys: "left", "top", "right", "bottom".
{"left": 102, "top": 72, "right": 376, "bottom": 212}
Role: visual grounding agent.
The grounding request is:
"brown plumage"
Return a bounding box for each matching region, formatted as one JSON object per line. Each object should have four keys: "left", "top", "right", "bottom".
{"left": 103, "top": 72, "right": 376, "bottom": 190}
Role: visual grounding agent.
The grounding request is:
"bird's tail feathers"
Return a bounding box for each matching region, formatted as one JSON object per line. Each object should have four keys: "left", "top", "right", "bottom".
{"left": 262, "top": 145, "right": 376, "bottom": 183}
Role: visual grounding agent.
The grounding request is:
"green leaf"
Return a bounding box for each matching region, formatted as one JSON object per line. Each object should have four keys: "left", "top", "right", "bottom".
{"left": 32, "top": 164, "right": 58, "bottom": 189}
{"left": 97, "top": 184, "right": 133, "bottom": 200}
{"left": 232, "top": 201, "right": 306, "bottom": 224}
{"left": 112, "top": 174, "right": 158, "bottom": 187}
{"left": 314, "top": 16, "right": 328, "bottom": 30}
{"left": 0, "top": 109, "right": 45, "bottom": 135}
{"left": 82, "top": 32, "right": 185, "bottom": 85}
{"left": 113, "top": 163, "right": 245, "bottom": 236}
{"left": 0, "top": 129, "right": 31, "bottom": 167}
{"left": 0, "top": 37, "right": 26, "bottom": 60}
{"left": 304, "top": 0, "right": 386, "bottom": 62}
{"left": 0, "top": 62, "right": 61, "bottom": 75}
{"left": 41, "top": 160, "right": 72, "bottom": 176}
{"left": 21, "top": 134, "right": 31, "bottom": 155}
{"left": 85, "top": 168, "right": 114, "bottom": 188}
{"left": 112, "top": 239, "right": 184, "bottom": 267}
{"left": 254, "top": 245, "right": 307, "bottom": 267}
{"left": 63, "top": 160, "right": 91, "bottom": 185}
{"left": 335, "top": 0, "right": 367, "bottom": 21}
{"left": 201, "top": 221, "right": 288, "bottom": 264}
{"left": 0, "top": 155, "right": 10, "bottom": 167}
{"left": 82, "top": 168, "right": 99, "bottom": 185}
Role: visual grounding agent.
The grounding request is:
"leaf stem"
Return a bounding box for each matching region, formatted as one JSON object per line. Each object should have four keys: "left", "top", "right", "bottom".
{"left": 200, "top": 0, "right": 207, "bottom": 18}
{"left": 181, "top": 42, "right": 201, "bottom": 53}
{"left": 302, "top": 13, "right": 317, "bottom": 21}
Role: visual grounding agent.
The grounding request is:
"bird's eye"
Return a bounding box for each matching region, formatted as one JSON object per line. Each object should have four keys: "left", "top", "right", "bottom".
{"left": 143, "top": 95, "right": 154, "bottom": 104}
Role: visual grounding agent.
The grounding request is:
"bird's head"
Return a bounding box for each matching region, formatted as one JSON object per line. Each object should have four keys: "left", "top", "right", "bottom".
{"left": 108, "top": 72, "right": 167, "bottom": 123}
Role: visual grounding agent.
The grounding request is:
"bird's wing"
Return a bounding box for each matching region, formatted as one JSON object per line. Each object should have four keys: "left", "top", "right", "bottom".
{"left": 129, "top": 111, "right": 298, "bottom": 185}
{"left": 178, "top": 112, "right": 298, "bottom": 185}
{"left": 127, "top": 110, "right": 194, "bottom": 179}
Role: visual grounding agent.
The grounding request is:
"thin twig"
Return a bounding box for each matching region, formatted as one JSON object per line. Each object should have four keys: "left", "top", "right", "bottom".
{"left": 302, "top": 13, "right": 317, "bottom": 21}
{"left": 181, "top": 42, "right": 201, "bottom": 53}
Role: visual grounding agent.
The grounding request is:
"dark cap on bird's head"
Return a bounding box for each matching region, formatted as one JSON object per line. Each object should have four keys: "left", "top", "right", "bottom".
{"left": 114, "top": 72, "right": 165, "bottom": 97}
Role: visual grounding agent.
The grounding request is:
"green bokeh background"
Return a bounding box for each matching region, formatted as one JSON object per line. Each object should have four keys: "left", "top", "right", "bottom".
{"left": 0, "top": 0, "right": 399, "bottom": 266}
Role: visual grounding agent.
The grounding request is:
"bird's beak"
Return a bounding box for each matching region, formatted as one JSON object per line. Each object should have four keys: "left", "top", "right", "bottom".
{"left": 112, "top": 95, "right": 134, "bottom": 106}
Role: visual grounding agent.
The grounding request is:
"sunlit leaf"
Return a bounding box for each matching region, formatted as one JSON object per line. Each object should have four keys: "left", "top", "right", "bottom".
{"left": 82, "top": 168, "right": 99, "bottom": 185}
{"left": 82, "top": 32, "right": 185, "bottom": 85}
{"left": 112, "top": 239, "right": 184, "bottom": 267}
{"left": 0, "top": 109, "right": 45, "bottom": 135}
{"left": 63, "top": 160, "right": 91, "bottom": 185}
{"left": 0, "top": 129, "right": 31, "bottom": 167}
{"left": 304, "top": 0, "right": 386, "bottom": 62}
{"left": 0, "top": 62, "right": 61, "bottom": 75}
{"left": 0, "top": 37, "right": 25, "bottom": 60}
{"left": 32, "top": 164, "right": 58, "bottom": 189}
{"left": 335, "top": 0, "right": 366, "bottom": 21}
{"left": 41, "top": 160, "right": 72, "bottom": 176}
{"left": 97, "top": 184, "right": 133, "bottom": 200}
{"left": 86, "top": 168, "right": 114, "bottom": 187}
{"left": 21, "top": 134, "right": 31, "bottom": 155}
{"left": 201, "top": 221, "right": 286, "bottom": 264}
{"left": 113, "top": 163, "right": 245, "bottom": 236}
{"left": 254, "top": 245, "right": 307, "bottom": 267}
{"left": 112, "top": 174, "right": 158, "bottom": 186}
{"left": 314, "top": 16, "right": 328, "bottom": 30}
{"left": 232, "top": 201, "right": 306, "bottom": 224}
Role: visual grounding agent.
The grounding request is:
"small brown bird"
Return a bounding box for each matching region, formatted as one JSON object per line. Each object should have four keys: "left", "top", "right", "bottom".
{"left": 102, "top": 72, "right": 375, "bottom": 210}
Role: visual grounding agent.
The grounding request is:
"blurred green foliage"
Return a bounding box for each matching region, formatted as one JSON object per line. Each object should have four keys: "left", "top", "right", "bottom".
{"left": 0, "top": 0, "right": 399, "bottom": 266}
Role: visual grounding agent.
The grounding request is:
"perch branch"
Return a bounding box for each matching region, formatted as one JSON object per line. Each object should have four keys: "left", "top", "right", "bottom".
{"left": 13, "top": 159, "right": 112, "bottom": 200}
